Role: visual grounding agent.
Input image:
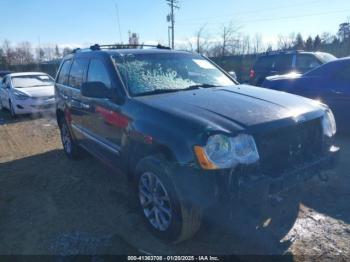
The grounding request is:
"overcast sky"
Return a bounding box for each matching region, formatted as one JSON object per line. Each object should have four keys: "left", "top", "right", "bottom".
{"left": 1, "top": 0, "right": 350, "bottom": 48}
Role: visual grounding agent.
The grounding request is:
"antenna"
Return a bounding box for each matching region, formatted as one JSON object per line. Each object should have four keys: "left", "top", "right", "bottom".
{"left": 115, "top": 2, "right": 123, "bottom": 43}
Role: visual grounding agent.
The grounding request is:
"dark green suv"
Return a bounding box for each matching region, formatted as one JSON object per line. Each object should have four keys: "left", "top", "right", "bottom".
{"left": 55, "top": 44, "right": 339, "bottom": 242}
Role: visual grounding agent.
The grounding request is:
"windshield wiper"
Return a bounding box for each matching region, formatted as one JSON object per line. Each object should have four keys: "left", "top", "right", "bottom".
{"left": 184, "top": 83, "right": 220, "bottom": 90}
{"left": 134, "top": 88, "right": 183, "bottom": 96}
{"left": 134, "top": 84, "right": 220, "bottom": 97}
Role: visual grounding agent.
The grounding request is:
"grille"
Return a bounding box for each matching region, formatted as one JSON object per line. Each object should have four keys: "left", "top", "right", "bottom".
{"left": 256, "top": 118, "right": 323, "bottom": 177}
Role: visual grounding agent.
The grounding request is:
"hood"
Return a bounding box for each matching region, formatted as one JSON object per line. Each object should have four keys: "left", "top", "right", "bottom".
{"left": 136, "top": 85, "right": 324, "bottom": 132}
{"left": 266, "top": 72, "right": 302, "bottom": 81}
{"left": 14, "top": 85, "right": 54, "bottom": 98}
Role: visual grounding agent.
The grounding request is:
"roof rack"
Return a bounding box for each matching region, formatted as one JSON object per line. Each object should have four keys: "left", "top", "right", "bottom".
{"left": 91, "top": 44, "right": 171, "bottom": 50}
{"left": 263, "top": 49, "right": 305, "bottom": 55}
{"left": 71, "top": 44, "right": 171, "bottom": 54}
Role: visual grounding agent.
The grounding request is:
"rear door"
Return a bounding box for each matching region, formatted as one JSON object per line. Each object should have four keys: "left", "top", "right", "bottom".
{"left": 273, "top": 54, "right": 293, "bottom": 75}
{"left": 65, "top": 58, "right": 89, "bottom": 143}
{"left": 252, "top": 56, "right": 275, "bottom": 85}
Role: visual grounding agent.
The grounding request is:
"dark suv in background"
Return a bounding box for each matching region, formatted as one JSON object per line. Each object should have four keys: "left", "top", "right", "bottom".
{"left": 249, "top": 51, "right": 336, "bottom": 86}
{"left": 55, "top": 44, "right": 338, "bottom": 243}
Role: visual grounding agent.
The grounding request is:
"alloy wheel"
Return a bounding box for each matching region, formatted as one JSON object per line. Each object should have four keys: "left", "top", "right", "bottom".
{"left": 138, "top": 171, "right": 173, "bottom": 231}
{"left": 61, "top": 124, "right": 72, "bottom": 154}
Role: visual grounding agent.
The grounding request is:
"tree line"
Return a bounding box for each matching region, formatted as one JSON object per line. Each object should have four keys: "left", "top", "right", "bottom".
{"left": 0, "top": 41, "right": 73, "bottom": 68}
{"left": 0, "top": 19, "right": 349, "bottom": 69}
{"left": 184, "top": 19, "right": 350, "bottom": 58}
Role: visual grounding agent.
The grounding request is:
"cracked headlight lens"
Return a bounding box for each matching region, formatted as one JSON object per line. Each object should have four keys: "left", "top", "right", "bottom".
{"left": 194, "top": 134, "right": 260, "bottom": 170}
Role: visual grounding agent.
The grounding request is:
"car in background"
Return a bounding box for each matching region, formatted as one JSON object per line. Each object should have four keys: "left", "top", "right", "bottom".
{"left": 55, "top": 44, "right": 338, "bottom": 242}
{"left": 0, "top": 70, "right": 12, "bottom": 86}
{"left": 0, "top": 72, "right": 55, "bottom": 117}
{"left": 262, "top": 57, "right": 350, "bottom": 132}
{"left": 249, "top": 51, "right": 337, "bottom": 86}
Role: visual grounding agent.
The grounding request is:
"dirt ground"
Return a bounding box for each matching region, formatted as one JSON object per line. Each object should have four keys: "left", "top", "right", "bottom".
{"left": 0, "top": 109, "right": 349, "bottom": 260}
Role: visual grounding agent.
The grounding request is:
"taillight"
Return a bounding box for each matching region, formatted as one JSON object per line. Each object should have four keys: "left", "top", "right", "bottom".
{"left": 249, "top": 69, "right": 255, "bottom": 79}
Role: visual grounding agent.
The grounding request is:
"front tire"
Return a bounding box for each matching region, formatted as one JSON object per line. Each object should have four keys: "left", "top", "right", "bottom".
{"left": 59, "top": 120, "right": 83, "bottom": 159}
{"left": 9, "top": 101, "right": 16, "bottom": 118}
{"left": 135, "top": 155, "right": 202, "bottom": 243}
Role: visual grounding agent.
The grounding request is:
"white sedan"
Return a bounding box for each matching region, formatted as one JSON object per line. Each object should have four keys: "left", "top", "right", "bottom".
{"left": 0, "top": 72, "right": 55, "bottom": 117}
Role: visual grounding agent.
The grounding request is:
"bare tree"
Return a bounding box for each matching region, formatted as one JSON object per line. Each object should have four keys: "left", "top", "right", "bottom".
{"left": 194, "top": 24, "right": 210, "bottom": 54}
{"left": 252, "top": 34, "right": 263, "bottom": 54}
{"left": 13, "top": 42, "right": 34, "bottom": 65}
{"left": 277, "top": 33, "right": 295, "bottom": 50}
{"left": 241, "top": 35, "right": 251, "bottom": 55}
{"left": 219, "top": 21, "right": 240, "bottom": 56}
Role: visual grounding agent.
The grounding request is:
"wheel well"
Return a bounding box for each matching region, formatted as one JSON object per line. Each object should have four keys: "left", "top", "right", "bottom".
{"left": 128, "top": 144, "right": 177, "bottom": 180}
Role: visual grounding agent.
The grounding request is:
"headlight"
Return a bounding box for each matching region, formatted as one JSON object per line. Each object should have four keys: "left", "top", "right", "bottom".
{"left": 13, "top": 91, "right": 29, "bottom": 100}
{"left": 194, "top": 134, "right": 260, "bottom": 170}
{"left": 322, "top": 109, "right": 336, "bottom": 137}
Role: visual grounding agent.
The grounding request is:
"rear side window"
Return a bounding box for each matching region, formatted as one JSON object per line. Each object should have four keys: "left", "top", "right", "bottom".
{"left": 57, "top": 60, "right": 72, "bottom": 85}
{"left": 87, "top": 59, "right": 112, "bottom": 89}
{"left": 274, "top": 55, "right": 293, "bottom": 71}
{"left": 296, "top": 55, "right": 321, "bottom": 72}
{"left": 254, "top": 56, "right": 275, "bottom": 70}
{"left": 68, "top": 58, "right": 89, "bottom": 89}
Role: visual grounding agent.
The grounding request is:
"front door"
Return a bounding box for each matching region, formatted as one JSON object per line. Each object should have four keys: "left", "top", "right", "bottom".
{"left": 79, "top": 58, "right": 128, "bottom": 167}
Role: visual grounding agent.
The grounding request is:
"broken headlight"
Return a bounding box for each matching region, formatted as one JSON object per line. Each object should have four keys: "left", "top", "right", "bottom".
{"left": 194, "top": 134, "right": 260, "bottom": 170}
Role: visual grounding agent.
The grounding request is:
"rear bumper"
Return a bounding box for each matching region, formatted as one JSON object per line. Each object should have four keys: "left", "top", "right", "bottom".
{"left": 174, "top": 146, "right": 339, "bottom": 210}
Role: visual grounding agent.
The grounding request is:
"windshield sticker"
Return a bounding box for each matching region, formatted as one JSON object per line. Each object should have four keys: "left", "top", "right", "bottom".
{"left": 193, "top": 59, "right": 215, "bottom": 69}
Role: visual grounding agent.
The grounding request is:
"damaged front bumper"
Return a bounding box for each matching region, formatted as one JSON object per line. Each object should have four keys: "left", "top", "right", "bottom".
{"left": 175, "top": 145, "right": 340, "bottom": 210}
{"left": 236, "top": 146, "right": 339, "bottom": 204}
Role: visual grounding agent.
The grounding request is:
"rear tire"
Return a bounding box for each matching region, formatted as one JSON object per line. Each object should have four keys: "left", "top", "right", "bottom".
{"left": 59, "top": 120, "right": 83, "bottom": 159}
{"left": 135, "top": 155, "right": 202, "bottom": 243}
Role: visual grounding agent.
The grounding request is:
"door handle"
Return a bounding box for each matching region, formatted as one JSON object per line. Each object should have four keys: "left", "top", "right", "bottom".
{"left": 80, "top": 102, "right": 91, "bottom": 109}
{"left": 61, "top": 94, "right": 69, "bottom": 99}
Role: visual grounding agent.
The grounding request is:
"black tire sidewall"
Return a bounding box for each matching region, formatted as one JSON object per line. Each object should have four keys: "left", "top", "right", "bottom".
{"left": 60, "top": 120, "right": 80, "bottom": 159}
{"left": 135, "top": 155, "right": 183, "bottom": 242}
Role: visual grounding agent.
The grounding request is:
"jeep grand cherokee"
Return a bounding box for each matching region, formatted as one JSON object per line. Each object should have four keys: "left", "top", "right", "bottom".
{"left": 55, "top": 44, "right": 339, "bottom": 243}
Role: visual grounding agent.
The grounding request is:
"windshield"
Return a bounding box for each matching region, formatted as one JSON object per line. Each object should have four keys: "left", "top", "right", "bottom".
{"left": 316, "top": 52, "right": 337, "bottom": 63}
{"left": 111, "top": 53, "right": 235, "bottom": 96}
{"left": 11, "top": 75, "right": 54, "bottom": 88}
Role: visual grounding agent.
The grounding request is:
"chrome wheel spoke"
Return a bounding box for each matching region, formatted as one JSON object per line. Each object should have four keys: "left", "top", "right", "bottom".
{"left": 158, "top": 204, "right": 171, "bottom": 218}
{"left": 139, "top": 171, "right": 173, "bottom": 231}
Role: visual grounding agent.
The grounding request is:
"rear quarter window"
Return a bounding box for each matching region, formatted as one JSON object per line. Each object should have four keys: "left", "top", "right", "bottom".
{"left": 57, "top": 60, "right": 72, "bottom": 85}
{"left": 296, "top": 55, "right": 321, "bottom": 72}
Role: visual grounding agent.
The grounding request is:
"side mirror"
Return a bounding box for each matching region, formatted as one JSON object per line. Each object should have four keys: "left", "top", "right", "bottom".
{"left": 81, "top": 81, "right": 111, "bottom": 99}
{"left": 228, "top": 71, "right": 237, "bottom": 80}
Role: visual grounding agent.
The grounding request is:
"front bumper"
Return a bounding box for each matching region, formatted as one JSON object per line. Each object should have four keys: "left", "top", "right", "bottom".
{"left": 13, "top": 98, "right": 55, "bottom": 114}
{"left": 174, "top": 146, "right": 339, "bottom": 210}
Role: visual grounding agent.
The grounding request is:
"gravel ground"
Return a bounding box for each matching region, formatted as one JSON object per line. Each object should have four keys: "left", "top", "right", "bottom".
{"left": 0, "top": 110, "right": 349, "bottom": 260}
